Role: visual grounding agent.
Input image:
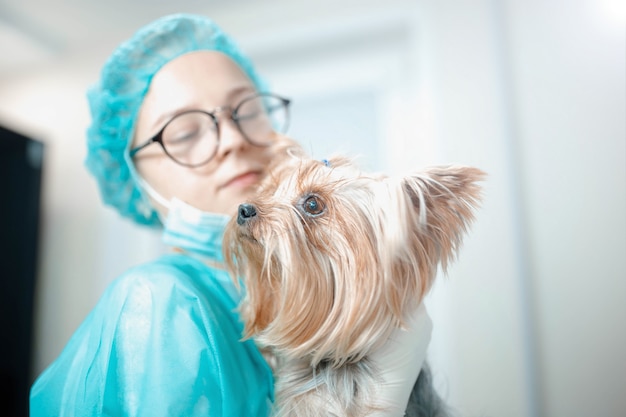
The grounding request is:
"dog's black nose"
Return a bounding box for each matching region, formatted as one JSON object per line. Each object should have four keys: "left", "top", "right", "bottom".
{"left": 237, "top": 203, "right": 257, "bottom": 225}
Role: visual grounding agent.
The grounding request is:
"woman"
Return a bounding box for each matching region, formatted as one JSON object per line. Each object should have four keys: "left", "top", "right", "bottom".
{"left": 30, "top": 13, "right": 431, "bottom": 416}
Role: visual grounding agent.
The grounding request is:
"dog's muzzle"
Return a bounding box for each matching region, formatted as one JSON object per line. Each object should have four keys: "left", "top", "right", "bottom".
{"left": 237, "top": 203, "right": 257, "bottom": 225}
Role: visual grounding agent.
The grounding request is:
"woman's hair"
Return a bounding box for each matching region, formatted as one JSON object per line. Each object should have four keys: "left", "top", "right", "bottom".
{"left": 85, "top": 14, "right": 268, "bottom": 226}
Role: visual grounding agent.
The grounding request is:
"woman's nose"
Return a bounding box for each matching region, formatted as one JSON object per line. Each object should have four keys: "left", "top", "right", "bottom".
{"left": 215, "top": 115, "right": 249, "bottom": 158}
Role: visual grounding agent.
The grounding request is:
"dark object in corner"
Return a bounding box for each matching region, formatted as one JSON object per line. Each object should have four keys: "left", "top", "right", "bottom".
{"left": 0, "top": 125, "right": 44, "bottom": 417}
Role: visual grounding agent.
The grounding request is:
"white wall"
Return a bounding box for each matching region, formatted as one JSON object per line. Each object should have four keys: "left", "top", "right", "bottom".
{"left": 503, "top": 1, "right": 626, "bottom": 416}
{"left": 0, "top": 1, "right": 624, "bottom": 416}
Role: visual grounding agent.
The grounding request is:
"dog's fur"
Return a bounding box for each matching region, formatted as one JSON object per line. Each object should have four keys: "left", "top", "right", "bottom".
{"left": 224, "top": 141, "right": 484, "bottom": 416}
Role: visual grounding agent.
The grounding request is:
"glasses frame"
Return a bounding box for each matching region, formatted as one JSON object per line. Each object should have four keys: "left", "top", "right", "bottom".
{"left": 129, "top": 92, "right": 291, "bottom": 168}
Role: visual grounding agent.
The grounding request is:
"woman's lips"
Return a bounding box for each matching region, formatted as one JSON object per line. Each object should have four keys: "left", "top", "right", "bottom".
{"left": 223, "top": 171, "right": 261, "bottom": 189}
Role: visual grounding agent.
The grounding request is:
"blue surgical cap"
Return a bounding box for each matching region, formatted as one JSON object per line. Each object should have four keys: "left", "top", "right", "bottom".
{"left": 85, "top": 14, "right": 268, "bottom": 226}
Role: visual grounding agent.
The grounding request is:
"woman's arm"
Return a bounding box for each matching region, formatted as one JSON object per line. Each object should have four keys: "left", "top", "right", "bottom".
{"left": 30, "top": 259, "right": 273, "bottom": 417}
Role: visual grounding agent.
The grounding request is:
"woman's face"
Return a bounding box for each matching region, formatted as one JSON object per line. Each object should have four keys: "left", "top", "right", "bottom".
{"left": 132, "top": 51, "right": 277, "bottom": 217}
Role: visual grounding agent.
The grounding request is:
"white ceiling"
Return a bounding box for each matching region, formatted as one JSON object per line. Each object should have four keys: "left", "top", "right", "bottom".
{"left": 0, "top": 0, "right": 242, "bottom": 76}
{"left": 0, "top": 0, "right": 416, "bottom": 79}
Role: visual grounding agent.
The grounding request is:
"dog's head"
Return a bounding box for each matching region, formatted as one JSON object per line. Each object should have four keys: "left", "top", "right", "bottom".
{"left": 224, "top": 142, "right": 485, "bottom": 366}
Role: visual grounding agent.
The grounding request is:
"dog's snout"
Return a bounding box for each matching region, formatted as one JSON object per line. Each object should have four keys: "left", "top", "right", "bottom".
{"left": 237, "top": 203, "right": 257, "bottom": 225}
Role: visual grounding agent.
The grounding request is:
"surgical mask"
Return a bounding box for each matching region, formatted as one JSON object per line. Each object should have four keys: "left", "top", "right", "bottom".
{"left": 138, "top": 176, "right": 230, "bottom": 262}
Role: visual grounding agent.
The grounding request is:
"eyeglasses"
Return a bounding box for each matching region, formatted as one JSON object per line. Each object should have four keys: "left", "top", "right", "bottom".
{"left": 130, "top": 92, "right": 291, "bottom": 167}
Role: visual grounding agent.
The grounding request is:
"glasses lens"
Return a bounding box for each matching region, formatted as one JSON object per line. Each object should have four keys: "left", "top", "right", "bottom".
{"left": 236, "top": 94, "right": 289, "bottom": 145}
{"left": 161, "top": 111, "right": 218, "bottom": 166}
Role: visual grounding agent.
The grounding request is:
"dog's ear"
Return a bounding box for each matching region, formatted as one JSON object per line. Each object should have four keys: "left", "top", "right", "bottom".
{"left": 402, "top": 165, "right": 485, "bottom": 272}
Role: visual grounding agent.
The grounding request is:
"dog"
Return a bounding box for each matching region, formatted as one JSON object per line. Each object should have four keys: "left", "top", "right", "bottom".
{"left": 224, "top": 141, "right": 484, "bottom": 416}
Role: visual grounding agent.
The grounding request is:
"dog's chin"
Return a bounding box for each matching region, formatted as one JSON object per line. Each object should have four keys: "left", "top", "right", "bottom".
{"left": 235, "top": 225, "right": 258, "bottom": 243}
{"left": 240, "top": 233, "right": 258, "bottom": 244}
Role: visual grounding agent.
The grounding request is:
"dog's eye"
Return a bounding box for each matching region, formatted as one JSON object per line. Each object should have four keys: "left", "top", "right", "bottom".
{"left": 302, "top": 195, "right": 325, "bottom": 216}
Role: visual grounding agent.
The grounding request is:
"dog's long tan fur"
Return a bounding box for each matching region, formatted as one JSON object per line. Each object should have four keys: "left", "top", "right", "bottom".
{"left": 224, "top": 140, "right": 484, "bottom": 416}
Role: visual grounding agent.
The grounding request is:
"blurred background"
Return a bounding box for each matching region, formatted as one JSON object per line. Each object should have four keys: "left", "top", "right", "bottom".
{"left": 0, "top": 0, "right": 624, "bottom": 416}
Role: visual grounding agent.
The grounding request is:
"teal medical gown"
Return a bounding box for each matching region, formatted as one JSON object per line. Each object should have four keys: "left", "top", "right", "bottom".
{"left": 29, "top": 220, "right": 274, "bottom": 416}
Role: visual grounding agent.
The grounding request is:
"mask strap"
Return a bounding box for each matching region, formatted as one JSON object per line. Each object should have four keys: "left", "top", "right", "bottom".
{"left": 136, "top": 176, "right": 171, "bottom": 211}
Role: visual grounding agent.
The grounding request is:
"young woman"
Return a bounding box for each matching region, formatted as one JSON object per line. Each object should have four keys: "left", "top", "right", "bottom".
{"left": 30, "top": 14, "right": 431, "bottom": 416}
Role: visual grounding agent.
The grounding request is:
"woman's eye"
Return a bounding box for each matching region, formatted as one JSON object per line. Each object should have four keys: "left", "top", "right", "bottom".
{"left": 302, "top": 195, "right": 325, "bottom": 216}
{"left": 170, "top": 131, "right": 195, "bottom": 143}
{"left": 163, "top": 113, "right": 215, "bottom": 146}
{"left": 236, "top": 110, "right": 262, "bottom": 122}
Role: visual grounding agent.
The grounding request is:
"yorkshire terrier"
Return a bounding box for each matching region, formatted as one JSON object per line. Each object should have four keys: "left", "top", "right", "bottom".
{"left": 224, "top": 141, "right": 484, "bottom": 417}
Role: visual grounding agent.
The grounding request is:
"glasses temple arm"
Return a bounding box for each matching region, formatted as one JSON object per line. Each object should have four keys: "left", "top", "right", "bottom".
{"left": 129, "top": 137, "right": 156, "bottom": 157}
